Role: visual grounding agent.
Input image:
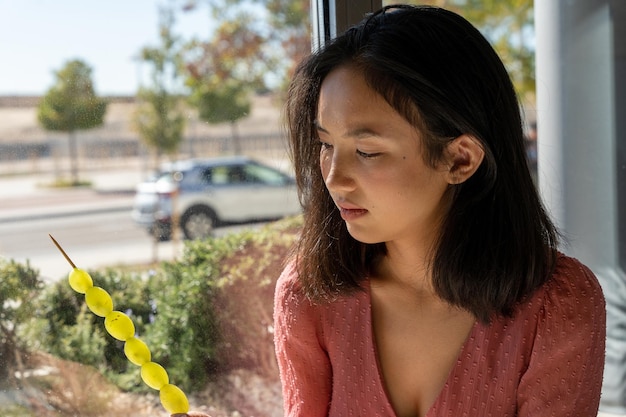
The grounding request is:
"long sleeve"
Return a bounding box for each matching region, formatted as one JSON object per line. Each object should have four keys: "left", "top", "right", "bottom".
{"left": 273, "top": 264, "right": 332, "bottom": 417}
{"left": 517, "top": 259, "right": 606, "bottom": 416}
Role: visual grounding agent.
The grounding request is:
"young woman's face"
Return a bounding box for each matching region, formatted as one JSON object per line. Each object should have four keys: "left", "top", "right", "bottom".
{"left": 316, "top": 65, "right": 452, "bottom": 247}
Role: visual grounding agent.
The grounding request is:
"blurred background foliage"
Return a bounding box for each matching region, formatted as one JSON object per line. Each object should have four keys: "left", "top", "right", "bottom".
{"left": 0, "top": 259, "right": 41, "bottom": 383}
{"left": 13, "top": 217, "right": 300, "bottom": 395}
{"left": 413, "top": 0, "right": 535, "bottom": 101}
{"left": 35, "top": 0, "right": 534, "bottom": 163}
{"left": 36, "top": 59, "right": 107, "bottom": 185}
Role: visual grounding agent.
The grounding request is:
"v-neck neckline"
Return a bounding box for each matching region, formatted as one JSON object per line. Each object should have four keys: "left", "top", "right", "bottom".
{"left": 363, "top": 278, "right": 480, "bottom": 417}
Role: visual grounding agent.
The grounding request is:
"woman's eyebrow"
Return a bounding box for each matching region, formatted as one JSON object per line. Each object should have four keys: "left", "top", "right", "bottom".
{"left": 313, "top": 120, "right": 380, "bottom": 139}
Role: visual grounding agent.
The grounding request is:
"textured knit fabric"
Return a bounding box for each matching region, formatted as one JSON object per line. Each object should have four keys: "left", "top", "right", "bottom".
{"left": 273, "top": 254, "right": 606, "bottom": 417}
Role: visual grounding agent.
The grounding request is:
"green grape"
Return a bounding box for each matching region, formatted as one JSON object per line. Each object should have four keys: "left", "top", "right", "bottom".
{"left": 68, "top": 268, "right": 93, "bottom": 294}
{"left": 141, "top": 361, "right": 169, "bottom": 390}
{"left": 124, "top": 337, "right": 151, "bottom": 366}
{"left": 104, "top": 311, "right": 135, "bottom": 341}
{"left": 160, "top": 383, "right": 189, "bottom": 414}
{"left": 85, "top": 286, "right": 113, "bottom": 317}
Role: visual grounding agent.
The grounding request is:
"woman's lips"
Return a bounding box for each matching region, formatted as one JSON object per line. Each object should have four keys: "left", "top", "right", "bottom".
{"left": 339, "top": 206, "right": 368, "bottom": 221}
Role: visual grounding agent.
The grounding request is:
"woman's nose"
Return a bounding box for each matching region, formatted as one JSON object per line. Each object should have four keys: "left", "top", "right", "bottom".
{"left": 322, "top": 152, "right": 356, "bottom": 193}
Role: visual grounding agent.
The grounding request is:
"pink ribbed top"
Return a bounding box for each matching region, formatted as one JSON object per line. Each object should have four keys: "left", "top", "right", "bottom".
{"left": 273, "top": 254, "right": 606, "bottom": 416}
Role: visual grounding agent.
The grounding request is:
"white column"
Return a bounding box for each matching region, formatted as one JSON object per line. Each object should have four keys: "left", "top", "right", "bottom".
{"left": 535, "top": 0, "right": 625, "bottom": 412}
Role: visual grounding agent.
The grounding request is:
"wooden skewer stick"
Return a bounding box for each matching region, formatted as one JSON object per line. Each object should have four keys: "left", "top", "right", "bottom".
{"left": 49, "top": 234, "right": 77, "bottom": 269}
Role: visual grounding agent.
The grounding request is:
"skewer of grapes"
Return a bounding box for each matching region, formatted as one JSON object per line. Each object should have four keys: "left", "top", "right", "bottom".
{"left": 49, "top": 234, "right": 190, "bottom": 415}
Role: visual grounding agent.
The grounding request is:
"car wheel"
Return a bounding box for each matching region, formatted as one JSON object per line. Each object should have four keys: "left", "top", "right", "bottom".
{"left": 180, "top": 205, "right": 218, "bottom": 240}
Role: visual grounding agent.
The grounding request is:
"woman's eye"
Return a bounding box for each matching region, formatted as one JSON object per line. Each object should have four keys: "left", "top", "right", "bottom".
{"left": 357, "top": 149, "right": 381, "bottom": 158}
{"left": 320, "top": 141, "right": 333, "bottom": 150}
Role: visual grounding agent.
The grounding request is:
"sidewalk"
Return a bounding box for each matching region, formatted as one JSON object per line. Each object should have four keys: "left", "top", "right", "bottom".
{"left": 0, "top": 152, "right": 292, "bottom": 222}
{"left": 0, "top": 166, "right": 144, "bottom": 223}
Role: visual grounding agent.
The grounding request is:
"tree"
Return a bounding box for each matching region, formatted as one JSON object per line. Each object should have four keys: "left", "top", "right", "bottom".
{"left": 37, "top": 59, "right": 107, "bottom": 185}
{"left": 184, "top": 12, "right": 271, "bottom": 153}
{"left": 180, "top": 0, "right": 311, "bottom": 94}
{"left": 179, "top": 0, "right": 534, "bottom": 102}
{"left": 134, "top": 6, "right": 186, "bottom": 166}
{"left": 413, "top": 0, "right": 535, "bottom": 101}
{"left": 266, "top": 0, "right": 311, "bottom": 77}
{"left": 192, "top": 82, "right": 250, "bottom": 154}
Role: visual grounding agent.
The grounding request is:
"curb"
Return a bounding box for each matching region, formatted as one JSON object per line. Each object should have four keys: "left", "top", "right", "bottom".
{"left": 0, "top": 203, "right": 134, "bottom": 224}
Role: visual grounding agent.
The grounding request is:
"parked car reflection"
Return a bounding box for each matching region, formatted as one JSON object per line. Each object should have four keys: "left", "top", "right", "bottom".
{"left": 131, "top": 156, "right": 301, "bottom": 240}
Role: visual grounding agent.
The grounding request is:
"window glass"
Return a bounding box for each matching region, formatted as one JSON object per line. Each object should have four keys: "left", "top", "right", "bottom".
{"left": 244, "top": 163, "right": 286, "bottom": 185}
{"left": 210, "top": 166, "right": 230, "bottom": 185}
{"left": 8, "top": 1, "right": 623, "bottom": 416}
{"left": 0, "top": 1, "right": 309, "bottom": 415}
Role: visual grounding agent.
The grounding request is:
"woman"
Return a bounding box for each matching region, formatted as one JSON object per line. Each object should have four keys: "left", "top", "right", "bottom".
{"left": 273, "top": 4, "right": 606, "bottom": 417}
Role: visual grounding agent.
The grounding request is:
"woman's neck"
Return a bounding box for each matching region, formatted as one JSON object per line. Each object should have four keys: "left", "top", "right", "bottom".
{"left": 374, "top": 241, "right": 437, "bottom": 298}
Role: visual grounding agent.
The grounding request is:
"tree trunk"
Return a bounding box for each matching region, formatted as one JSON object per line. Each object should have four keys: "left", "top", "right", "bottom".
{"left": 0, "top": 322, "right": 16, "bottom": 383}
{"left": 231, "top": 122, "right": 242, "bottom": 155}
{"left": 68, "top": 129, "right": 79, "bottom": 185}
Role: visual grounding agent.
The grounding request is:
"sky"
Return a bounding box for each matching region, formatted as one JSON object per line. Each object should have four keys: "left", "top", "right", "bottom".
{"left": 0, "top": 0, "right": 214, "bottom": 96}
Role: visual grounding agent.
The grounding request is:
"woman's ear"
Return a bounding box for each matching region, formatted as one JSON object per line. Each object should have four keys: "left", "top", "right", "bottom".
{"left": 444, "top": 134, "right": 485, "bottom": 184}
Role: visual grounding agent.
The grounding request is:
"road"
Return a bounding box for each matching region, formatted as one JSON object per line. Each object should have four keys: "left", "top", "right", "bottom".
{"left": 0, "top": 207, "right": 177, "bottom": 282}
{"left": 0, "top": 183, "right": 255, "bottom": 282}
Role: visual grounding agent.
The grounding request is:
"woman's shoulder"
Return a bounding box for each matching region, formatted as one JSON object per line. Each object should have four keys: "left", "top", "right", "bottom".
{"left": 545, "top": 253, "right": 604, "bottom": 300}
{"left": 522, "top": 252, "right": 605, "bottom": 322}
{"left": 275, "top": 260, "right": 308, "bottom": 310}
{"left": 274, "top": 260, "right": 369, "bottom": 319}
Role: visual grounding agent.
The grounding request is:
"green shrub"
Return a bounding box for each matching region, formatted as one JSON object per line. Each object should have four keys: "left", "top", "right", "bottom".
{"left": 145, "top": 216, "right": 300, "bottom": 392}
{"left": 23, "top": 216, "right": 301, "bottom": 395}
{"left": 25, "top": 268, "right": 153, "bottom": 382}
{"left": 0, "top": 404, "right": 35, "bottom": 417}
{"left": 212, "top": 217, "right": 300, "bottom": 377}
{"left": 0, "top": 258, "right": 42, "bottom": 383}
{"left": 144, "top": 233, "right": 241, "bottom": 391}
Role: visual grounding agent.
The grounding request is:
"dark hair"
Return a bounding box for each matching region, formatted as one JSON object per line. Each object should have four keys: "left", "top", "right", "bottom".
{"left": 285, "top": 4, "right": 558, "bottom": 323}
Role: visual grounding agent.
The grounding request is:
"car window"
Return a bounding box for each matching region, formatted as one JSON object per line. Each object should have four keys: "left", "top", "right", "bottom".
{"left": 244, "top": 164, "right": 287, "bottom": 185}
{"left": 207, "top": 166, "right": 230, "bottom": 185}
{"left": 227, "top": 166, "right": 248, "bottom": 183}
{"left": 199, "top": 167, "right": 214, "bottom": 185}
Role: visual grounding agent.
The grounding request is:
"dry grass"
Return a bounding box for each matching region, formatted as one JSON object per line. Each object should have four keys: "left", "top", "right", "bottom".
{"left": 7, "top": 351, "right": 282, "bottom": 417}
{"left": 22, "top": 353, "right": 139, "bottom": 417}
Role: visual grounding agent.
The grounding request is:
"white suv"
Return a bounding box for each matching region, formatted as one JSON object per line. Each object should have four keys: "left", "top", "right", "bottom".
{"left": 131, "top": 156, "right": 301, "bottom": 240}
